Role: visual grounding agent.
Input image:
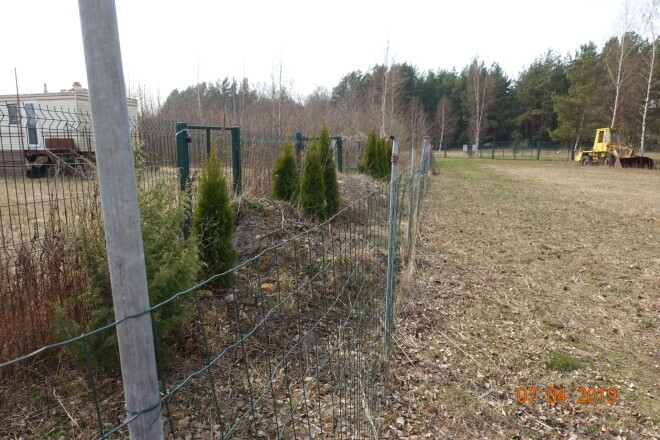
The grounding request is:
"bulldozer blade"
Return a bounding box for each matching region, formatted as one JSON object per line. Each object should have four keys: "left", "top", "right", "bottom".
{"left": 615, "top": 157, "right": 655, "bottom": 169}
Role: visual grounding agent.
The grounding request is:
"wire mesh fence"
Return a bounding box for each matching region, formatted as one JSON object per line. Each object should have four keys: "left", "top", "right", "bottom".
{"left": 0, "top": 141, "right": 432, "bottom": 438}
{"left": 0, "top": 105, "right": 349, "bottom": 365}
{"left": 435, "top": 141, "right": 572, "bottom": 161}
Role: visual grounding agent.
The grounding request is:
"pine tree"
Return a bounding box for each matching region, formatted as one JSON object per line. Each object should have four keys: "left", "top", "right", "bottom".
{"left": 272, "top": 139, "right": 299, "bottom": 202}
{"left": 318, "top": 123, "right": 340, "bottom": 217}
{"left": 192, "top": 147, "right": 237, "bottom": 287}
{"left": 300, "top": 140, "right": 326, "bottom": 221}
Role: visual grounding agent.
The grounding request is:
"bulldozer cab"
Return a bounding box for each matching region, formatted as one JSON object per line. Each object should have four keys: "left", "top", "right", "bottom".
{"left": 593, "top": 128, "right": 626, "bottom": 154}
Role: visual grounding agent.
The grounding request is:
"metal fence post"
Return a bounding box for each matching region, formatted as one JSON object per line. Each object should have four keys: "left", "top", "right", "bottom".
{"left": 78, "top": 1, "right": 164, "bottom": 438}
{"left": 491, "top": 141, "right": 495, "bottom": 159}
{"left": 443, "top": 142, "right": 447, "bottom": 158}
{"left": 407, "top": 147, "right": 416, "bottom": 256}
{"left": 335, "top": 136, "right": 343, "bottom": 173}
{"left": 415, "top": 138, "right": 430, "bottom": 229}
{"left": 536, "top": 141, "right": 541, "bottom": 160}
{"left": 513, "top": 144, "right": 517, "bottom": 160}
{"left": 294, "top": 132, "right": 304, "bottom": 158}
{"left": 385, "top": 136, "right": 399, "bottom": 359}
{"left": 230, "top": 127, "right": 242, "bottom": 195}
{"left": 176, "top": 122, "right": 190, "bottom": 193}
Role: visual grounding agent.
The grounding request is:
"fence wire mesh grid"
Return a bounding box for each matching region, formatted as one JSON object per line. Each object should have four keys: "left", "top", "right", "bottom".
{"left": 0, "top": 104, "right": 339, "bottom": 363}
{"left": 0, "top": 103, "right": 432, "bottom": 439}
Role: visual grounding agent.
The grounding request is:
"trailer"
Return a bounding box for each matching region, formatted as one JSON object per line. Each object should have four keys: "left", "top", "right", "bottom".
{"left": 0, "top": 82, "right": 138, "bottom": 178}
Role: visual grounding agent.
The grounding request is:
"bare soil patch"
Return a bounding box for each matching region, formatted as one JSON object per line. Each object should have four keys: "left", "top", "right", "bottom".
{"left": 384, "top": 158, "right": 659, "bottom": 439}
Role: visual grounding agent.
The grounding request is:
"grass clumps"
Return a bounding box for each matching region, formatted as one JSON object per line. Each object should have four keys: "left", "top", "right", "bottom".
{"left": 546, "top": 351, "right": 582, "bottom": 372}
{"left": 193, "top": 147, "right": 237, "bottom": 287}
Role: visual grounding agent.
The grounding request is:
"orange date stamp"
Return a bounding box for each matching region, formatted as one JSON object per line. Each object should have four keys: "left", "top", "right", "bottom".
{"left": 517, "top": 387, "right": 618, "bottom": 404}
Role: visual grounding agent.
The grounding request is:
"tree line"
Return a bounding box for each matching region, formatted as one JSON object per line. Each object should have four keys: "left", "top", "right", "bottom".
{"left": 143, "top": 7, "right": 658, "bottom": 154}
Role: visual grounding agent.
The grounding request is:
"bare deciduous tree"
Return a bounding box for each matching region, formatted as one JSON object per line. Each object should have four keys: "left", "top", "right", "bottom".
{"left": 435, "top": 95, "right": 455, "bottom": 148}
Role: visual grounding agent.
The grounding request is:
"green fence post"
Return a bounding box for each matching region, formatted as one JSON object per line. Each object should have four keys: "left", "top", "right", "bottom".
{"left": 513, "top": 144, "right": 517, "bottom": 160}
{"left": 491, "top": 141, "right": 495, "bottom": 159}
{"left": 294, "top": 132, "right": 304, "bottom": 158}
{"left": 335, "top": 137, "right": 343, "bottom": 173}
{"left": 536, "top": 141, "right": 541, "bottom": 160}
{"left": 230, "top": 127, "right": 242, "bottom": 195}
{"left": 176, "top": 122, "right": 190, "bottom": 192}
{"left": 206, "top": 128, "right": 211, "bottom": 156}
{"left": 443, "top": 142, "right": 447, "bottom": 158}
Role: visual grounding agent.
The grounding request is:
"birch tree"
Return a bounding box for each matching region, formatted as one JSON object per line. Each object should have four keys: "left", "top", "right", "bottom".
{"left": 435, "top": 95, "right": 456, "bottom": 148}
{"left": 605, "top": 0, "right": 638, "bottom": 127}
{"left": 467, "top": 59, "right": 492, "bottom": 150}
{"left": 640, "top": 0, "right": 659, "bottom": 154}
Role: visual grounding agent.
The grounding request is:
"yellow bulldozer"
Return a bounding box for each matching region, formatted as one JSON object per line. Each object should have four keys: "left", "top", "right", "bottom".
{"left": 574, "top": 127, "right": 655, "bottom": 169}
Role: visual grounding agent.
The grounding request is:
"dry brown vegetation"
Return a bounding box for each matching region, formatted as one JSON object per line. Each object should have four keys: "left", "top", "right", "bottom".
{"left": 384, "top": 158, "right": 659, "bottom": 439}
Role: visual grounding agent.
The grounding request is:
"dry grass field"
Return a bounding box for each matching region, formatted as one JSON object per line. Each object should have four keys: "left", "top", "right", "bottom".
{"left": 384, "top": 158, "right": 659, "bottom": 439}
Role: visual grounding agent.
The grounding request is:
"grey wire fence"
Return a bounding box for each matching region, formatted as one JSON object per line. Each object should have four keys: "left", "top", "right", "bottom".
{"left": 0, "top": 102, "right": 432, "bottom": 439}
{"left": 435, "top": 140, "right": 572, "bottom": 160}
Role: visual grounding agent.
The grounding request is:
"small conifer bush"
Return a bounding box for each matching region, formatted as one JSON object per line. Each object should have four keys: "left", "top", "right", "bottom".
{"left": 361, "top": 127, "right": 379, "bottom": 176}
{"left": 318, "top": 123, "right": 341, "bottom": 217}
{"left": 360, "top": 127, "right": 391, "bottom": 180}
{"left": 272, "top": 139, "right": 299, "bottom": 202}
{"left": 192, "top": 147, "right": 237, "bottom": 287}
{"left": 53, "top": 177, "right": 201, "bottom": 368}
{"left": 300, "top": 139, "right": 326, "bottom": 221}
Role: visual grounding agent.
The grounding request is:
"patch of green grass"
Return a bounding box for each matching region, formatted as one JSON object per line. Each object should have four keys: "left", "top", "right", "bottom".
{"left": 639, "top": 318, "right": 653, "bottom": 329}
{"left": 522, "top": 429, "right": 537, "bottom": 438}
{"left": 624, "top": 392, "right": 639, "bottom": 402}
{"left": 247, "top": 200, "right": 265, "bottom": 213}
{"left": 546, "top": 351, "right": 582, "bottom": 372}
{"left": 586, "top": 424, "right": 600, "bottom": 435}
{"left": 537, "top": 243, "right": 552, "bottom": 251}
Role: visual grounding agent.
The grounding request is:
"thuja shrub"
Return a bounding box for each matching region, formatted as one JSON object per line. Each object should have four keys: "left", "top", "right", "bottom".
{"left": 318, "top": 123, "right": 340, "bottom": 217}
{"left": 300, "top": 139, "right": 326, "bottom": 221}
{"left": 272, "top": 139, "right": 299, "bottom": 202}
{"left": 360, "top": 127, "right": 379, "bottom": 176}
{"left": 53, "top": 177, "right": 201, "bottom": 368}
{"left": 360, "top": 127, "right": 391, "bottom": 180}
{"left": 381, "top": 136, "right": 392, "bottom": 179}
{"left": 192, "top": 147, "right": 237, "bottom": 287}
